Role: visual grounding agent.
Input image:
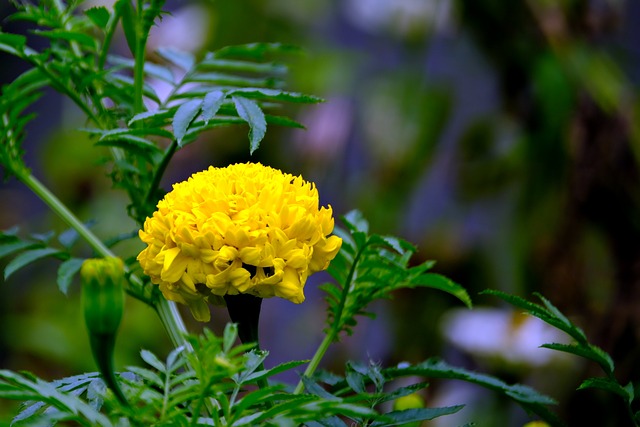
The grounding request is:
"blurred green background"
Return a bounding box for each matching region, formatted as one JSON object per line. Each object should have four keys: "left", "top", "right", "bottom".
{"left": 1, "top": 0, "right": 640, "bottom": 425}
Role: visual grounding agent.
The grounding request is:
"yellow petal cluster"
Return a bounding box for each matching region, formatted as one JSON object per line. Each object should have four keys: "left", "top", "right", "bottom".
{"left": 137, "top": 162, "right": 342, "bottom": 321}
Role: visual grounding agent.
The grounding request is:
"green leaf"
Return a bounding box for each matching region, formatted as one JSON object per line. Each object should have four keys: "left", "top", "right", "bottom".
{"left": 578, "top": 377, "right": 631, "bottom": 401}
{"left": 202, "top": 90, "right": 226, "bottom": 124}
{"left": 245, "top": 360, "right": 309, "bottom": 383}
{"left": 115, "top": 0, "right": 137, "bottom": 56}
{"left": 384, "top": 358, "right": 558, "bottom": 406}
{"left": 96, "top": 134, "right": 162, "bottom": 158}
{"left": 371, "top": 406, "right": 464, "bottom": 426}
{"left": 4, "top": 247, "right": 64, "bottom": 280}
{"left": 34, "top": 30, "right": 96, "bottom": 49}
{"left": 173, "top": 99, "right": 203, "bottom": 145}
{"left": 0, "top": 240, "right": 38, "bottom": 259}
{"left": 140, "top": 349, "right": 166, "bottom": 372}
{"left": 57, "top": 258, "right": 85, "bottom": 295}
{"left": 232, "top": 96, "right": 267, "bottom": 154}
{"left": 128, "top": 109, "right": 173, "bottom": 126}
{"left": 0, "top": 32, "right": 27, "bottom": 56}
{"left": 214, "top": 43, "right": 301, "bottom": 60}
{"left": 342, "top": 210, "right": 369, "bottom": 234}
{"left": 157, "top": 47, "right": 195, "bottom": 71}
{"left": 232, "top": 88, "right": 323, "bottom": 104}
{"left": 411, "top": 273, "right": 472, "bottom": 308}
{"left": 482, "top": 289, "right": 588, "bottom": 343}
{"left": 541, "top": 343, "right": 614, "bottom": 375}
{"left": 85, "top": 6, "right": 111, "bottom": 29}
{"left": 223, "top": 323, "right": 238, "bottom": 353}
{"left": 198, "top": 56, "right": 288, "bottom": 74}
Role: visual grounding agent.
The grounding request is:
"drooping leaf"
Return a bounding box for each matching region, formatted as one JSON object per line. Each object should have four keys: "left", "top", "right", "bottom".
{"left": 541, "top": 343, "right": 614, "bottom": 376}
{"left": 370, "top": 406, "right": 464, "bottom": 426}
{"left": 232, "top": 96, "right": 266, "bottom": 154}
{"left": 201, "top": 90, "right": 226, "bottom": 124}
{"left": 0, "top": 240, "right": 38, "bottom": 259}
{"left": 57, "top": 257, "right": 85, "bottom": 295}
{"left": 115, "top": 0, "right": 137, "bottom": 56}
{"left": 173, "top": 99, "right": 203, "bottom": 145}
{"left": 410, "top": 273, "right": 472, "bottom": 308}
{"left": 578, "top": 377, "right": 632, "bottom": 402}
{"left": 4, "top": 247, "right": 65, "bottom": 280}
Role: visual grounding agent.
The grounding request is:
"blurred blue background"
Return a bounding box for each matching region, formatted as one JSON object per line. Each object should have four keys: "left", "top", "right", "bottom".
{"left": 2, "top": 0, "right": 640, "bottom": 425}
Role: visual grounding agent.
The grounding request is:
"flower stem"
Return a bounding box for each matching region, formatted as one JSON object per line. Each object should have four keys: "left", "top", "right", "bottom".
{"left": 21, "top": 173, "right": 113, "bottom": 257}
{"left": 156, "top": 297, "right": 192, "bottom": 351}
{"left": 293, "top": 330, "right": 336, "bottom": 394}
{"left": 19, "top": 172, "right": 190, "bottom": 350}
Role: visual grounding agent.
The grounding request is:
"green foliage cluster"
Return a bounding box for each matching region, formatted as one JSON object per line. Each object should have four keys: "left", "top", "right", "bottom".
{"left": 0, "top": 1, "right": 638, "bottom": 426}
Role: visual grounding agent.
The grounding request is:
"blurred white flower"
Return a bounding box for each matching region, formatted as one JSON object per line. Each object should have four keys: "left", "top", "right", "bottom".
{"left": 147, "top": 4, "right": 211, "bottom": 54}
{"left": 441, "top": 307, "right": 572, "bottom": 367}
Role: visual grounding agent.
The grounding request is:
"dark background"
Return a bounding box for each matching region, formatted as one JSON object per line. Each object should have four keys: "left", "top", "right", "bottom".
{"left": 1, "top": 1, "right": 640, "bottom": 425}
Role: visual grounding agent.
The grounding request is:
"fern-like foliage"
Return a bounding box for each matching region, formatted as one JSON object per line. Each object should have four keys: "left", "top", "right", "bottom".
{"left": 323, "top": 210, "right": 472, "bottom": 338}
{"left": 0, "top": 1, "right": 322, "bottom": 225}
{"left": 0, "top": 67, "right": 48, "bottom": 179}
{"left": 1, "top": 325, "right": 405, "bottom": 427}
{"left": 484, "top": 290, "right": 640, "bottom": 426}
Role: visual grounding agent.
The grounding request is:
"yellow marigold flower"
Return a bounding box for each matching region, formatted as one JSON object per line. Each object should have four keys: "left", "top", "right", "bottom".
{"left": 137, "top": 162, "right": 342, "bottom": 321}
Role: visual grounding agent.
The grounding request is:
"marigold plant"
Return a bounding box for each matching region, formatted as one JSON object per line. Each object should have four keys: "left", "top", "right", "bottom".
{"left": 137, "top": 162, "right": 342, "bottom": 321}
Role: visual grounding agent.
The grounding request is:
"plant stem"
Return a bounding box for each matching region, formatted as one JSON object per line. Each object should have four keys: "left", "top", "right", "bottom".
{"left": 19, "top": 172, "right": 190, "bottom": 350}
{"left": 292, "top": 330, "right": 336, "bottom": 394}
{"left": 292, "top": 240, "right": 365, "bottom": 394}
{"left": 156, "top": 297, "right": 192, "bottom": 351}
{"left": 21, "top": 173, "right": 113, "bottom": 257}
{"left": 133, "top": 0, "right": 146, "bottom": 116}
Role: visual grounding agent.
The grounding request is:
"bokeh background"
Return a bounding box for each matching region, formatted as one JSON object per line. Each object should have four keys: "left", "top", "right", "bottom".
{"left": 1, "top": 0, "right": 640, "bottom": 425}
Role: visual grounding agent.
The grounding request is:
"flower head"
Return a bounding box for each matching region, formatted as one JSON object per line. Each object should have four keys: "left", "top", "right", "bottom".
{"left": 137, "top": 162, "right": 342, "bottom": 321}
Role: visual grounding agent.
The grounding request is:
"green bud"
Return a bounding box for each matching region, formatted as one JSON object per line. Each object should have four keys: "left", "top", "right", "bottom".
{"left": 393, "top": 393, "right": 425, "bottom": 427}
{"left": 81, "top": 257, "right": 125, "bottom": 335}
{"left": 81, "top": 257, "right": 128, "bottom": 406}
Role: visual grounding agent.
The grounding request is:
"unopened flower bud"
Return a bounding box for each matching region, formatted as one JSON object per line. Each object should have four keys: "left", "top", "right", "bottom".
{"left": 81, "top": 257, "right": 125, "bottom": 335}
{"left": 81, "top": 257, "right": 128, "bottom": 405}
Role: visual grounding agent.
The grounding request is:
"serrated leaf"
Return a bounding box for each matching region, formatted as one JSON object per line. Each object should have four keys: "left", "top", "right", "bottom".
{"left": 125, "top": 366, "right": 163, "bottom": 389}
{"left": 201, "top": 90, "right": 226, "bottom": 124}
{"left": 232, "top": 96, "right": 267, "bottom": 154}
{"left": 115, "top": 0, "right": 137, "bottom": 56}
{"left": 578, "top": 377, "right": 631, "bottom": 401}
{"left": 128, "top": 109, "right": 173, "bottom": 126}
{"left": 232, "top": 88, "right": 323, "bottom": 104}
{"left": 371, "top": 406, "right": 464, "bottom": 426}
{"left": 342, "top": 210, "right": 369, "bottom": 234}
{"left": 385, "top": 359, "right": 557, "bottom": 406}
{"left": 0, "top": 240, "right": 38, "bottom": 259}
{"left": 157, "top": 47, "right": 195, "bottom": 71}
{"left": 0, "top": 32, "right": 27, "bottom": 56}
{"left": 411, "top": 273, "right": 472, "bottom": 308}
{"left": 85, "top": 6, "right": 111, "bottom": 29}
{"left": 214, "top": 43, "right": 301, "bottom": 60}
{"left": 245, "top": 360, "right": 309, "bottom": 383}
{"left": 4, "top": 247, "right": 64, "bottom": 280}
{"left": 173, "top": 99, "right": 203, "bottom": 145}
{"left": 223, "top": 323, "right": 238, "bottom": 353}
{"left": 34, "top": 30, "right": 96, "bottom": 49}
{"left": 95, "top": 134, "right": 162, "bottom": 158}
{"left": 140, "top": 349, "right": 166, "bottom": 372}
{"left": 541, "top": 343, "right": 614, "bottom": 375}
{"left": 302, "top": 377, "right": 340, "bottom": 400}
{"left": 57, "top": 258, "right": 85, "bottom": 295}
{"left": 198, "top": 56, "right": 288, "bottom": 74}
